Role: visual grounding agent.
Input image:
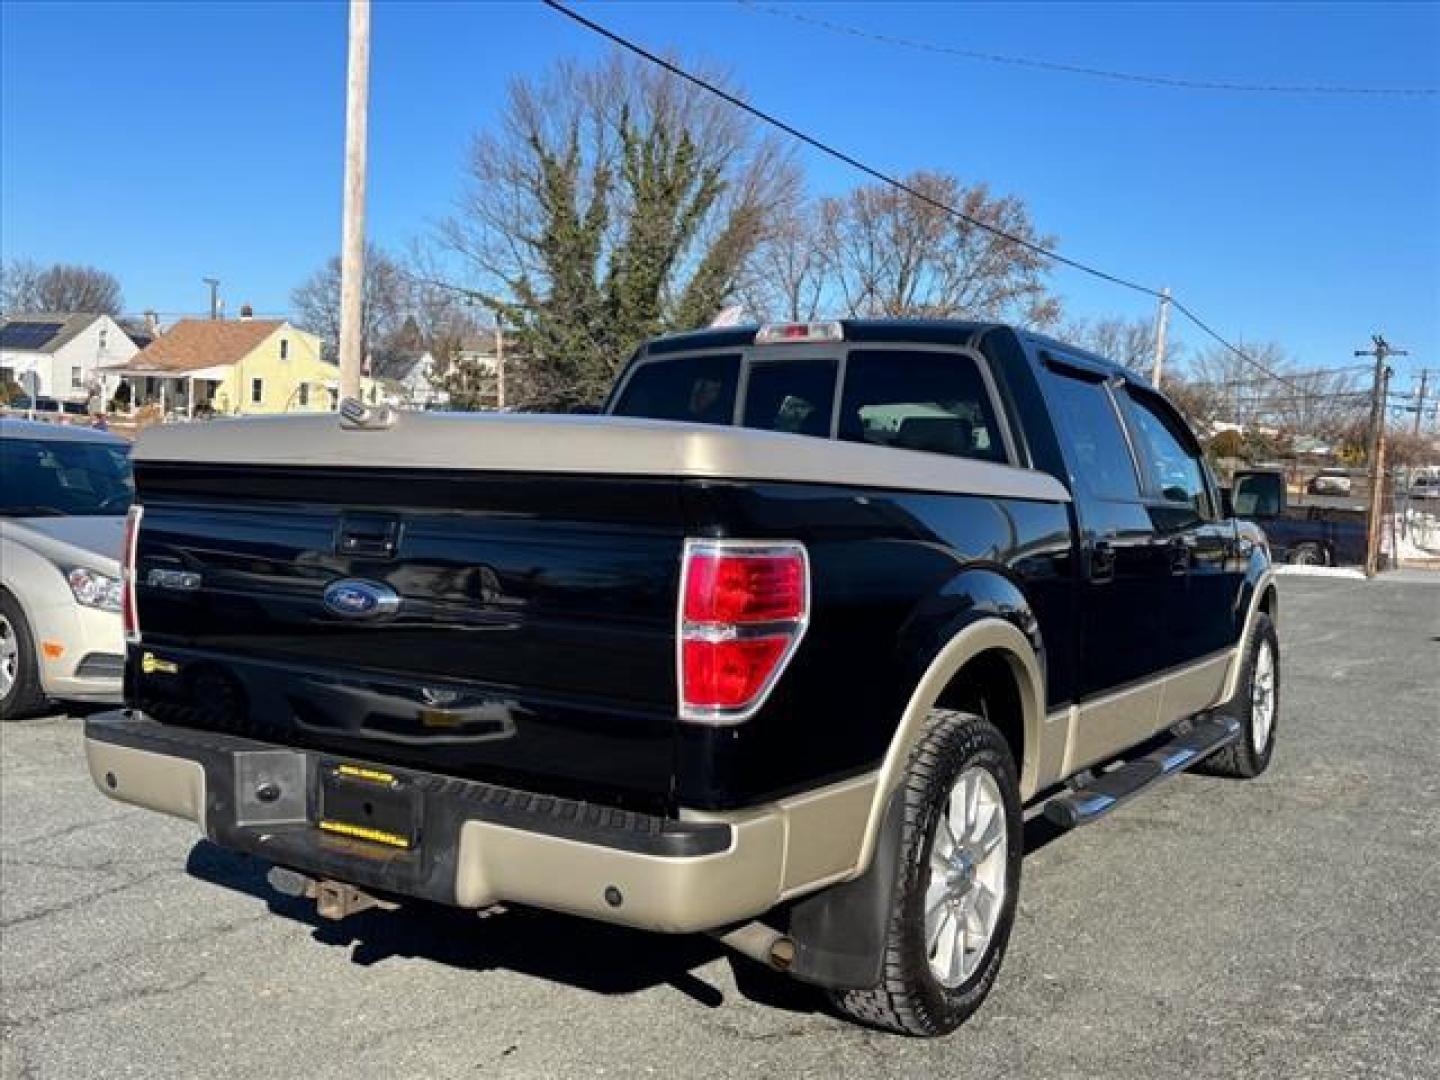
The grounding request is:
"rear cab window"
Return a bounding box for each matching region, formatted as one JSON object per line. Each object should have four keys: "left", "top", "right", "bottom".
{"left": 838, "top": 349, "right": 1007, "bottom": 463}
{"left": 609, "top": 353, "right": 740, "bottom": 425}
{"left": 610, "top": 344, "right": 1012, "bottom": 466}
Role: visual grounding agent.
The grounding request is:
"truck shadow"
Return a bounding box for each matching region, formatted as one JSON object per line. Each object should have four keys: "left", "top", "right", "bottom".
{"left": 185, "top": 817, "right": 1071, "bottom": 1015}
{"left": 184, "top": 840, "right": 819, "bottom": 1016}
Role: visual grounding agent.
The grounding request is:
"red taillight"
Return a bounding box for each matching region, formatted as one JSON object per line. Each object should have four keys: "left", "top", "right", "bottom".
{"left": 121, "top": 504, "right": 143, "bottom": 643}
{"left": 683, "top": 553, "right": 804, "bottom": 624}
{"left": 678, "top": 541, "right": 808, "bottom": 723}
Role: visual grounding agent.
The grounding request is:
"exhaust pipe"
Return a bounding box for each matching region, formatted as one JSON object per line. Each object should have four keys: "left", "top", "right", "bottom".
{"left": 710, "top": 921, "right": 796, "bottom": 972}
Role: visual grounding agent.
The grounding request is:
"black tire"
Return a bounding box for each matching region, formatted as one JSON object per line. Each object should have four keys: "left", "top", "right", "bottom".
{"left": 1287, "top": 542, "right": 1327, "bottom": 566}
{"left": 830, "top": 709, "right": 1023, "bottom": 1037}
{"left": 0, "top": 590, "right": 47, "bottom": 721}
{"left": 1198, "top": 612, "right": 1278, "bottom": 780}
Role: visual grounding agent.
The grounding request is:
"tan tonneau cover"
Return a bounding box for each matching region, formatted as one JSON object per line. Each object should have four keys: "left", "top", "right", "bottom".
{"left": 132, "top": 411, "right": 1069, "bottom": 503}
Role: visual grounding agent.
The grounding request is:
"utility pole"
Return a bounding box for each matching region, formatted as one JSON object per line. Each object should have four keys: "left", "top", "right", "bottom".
{"left": 1355, "top": 334, "right": 1408, "bottom": 577}
{"left": 494, "top": 322, "right": 506, "bottom": 410}
{"left": 337, "top": 0, "right": 371, "bottom": 404}
{"left": 203, "top": 277, "right": 220, "bottom": 320}
{"left": 1151, "top": 286, "right": 1172, "bottom": 385}
{"left": 1413, "top": 369, "right": 1430, "bottom": 436}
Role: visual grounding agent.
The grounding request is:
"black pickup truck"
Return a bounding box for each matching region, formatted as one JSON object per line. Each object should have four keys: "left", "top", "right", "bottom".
{"left": 1229, "top": 467, "right": 1368, "bottom": 566}
{"left": 86, "top": 320, "right": 1278, "bottom": 1036}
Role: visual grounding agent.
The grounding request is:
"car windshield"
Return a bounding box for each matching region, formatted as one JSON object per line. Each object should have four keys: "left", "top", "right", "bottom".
{"left": 0, "top": 437, "right": 134, "bottom": 517}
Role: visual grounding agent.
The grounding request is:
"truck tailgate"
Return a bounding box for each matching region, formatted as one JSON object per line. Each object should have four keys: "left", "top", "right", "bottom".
{"left": 128, "top": 462, "right": 684, "bottom": 811}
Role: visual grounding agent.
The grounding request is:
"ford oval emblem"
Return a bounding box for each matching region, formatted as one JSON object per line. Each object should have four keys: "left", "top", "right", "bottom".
{"left": 322, "top": 579, "right": 401, "bottom": 620}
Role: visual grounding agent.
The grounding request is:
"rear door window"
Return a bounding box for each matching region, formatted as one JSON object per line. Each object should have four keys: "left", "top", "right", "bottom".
{"left": 837, "top": 350, "right": 1007, "bottom": 463}
{"left": 1043, "top": 371, "right": 1141, "bottom": 501}
{"left": 611, "top": 354, "right": 740, "bottom": 425}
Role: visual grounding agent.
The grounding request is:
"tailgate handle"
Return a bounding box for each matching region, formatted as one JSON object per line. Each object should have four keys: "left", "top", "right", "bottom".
{"left": 337, "top": 514, "right": 401, "bottom": 560}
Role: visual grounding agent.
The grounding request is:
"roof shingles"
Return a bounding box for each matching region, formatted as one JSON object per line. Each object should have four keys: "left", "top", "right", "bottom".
{"left": 122, "top": 319, "right": 285, "bottom": 373}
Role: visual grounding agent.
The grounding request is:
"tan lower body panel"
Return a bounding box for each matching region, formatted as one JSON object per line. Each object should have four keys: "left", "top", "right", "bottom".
{"left": 1057, "top": 650, "right": 1236, "bottom": 777}
{"left": 455, "top": 772, "right": 878, "bottom": 932}
{"left": 1159, "top": 652, "right": 1232, "bottom": 720}
{"left": 86, "top": 738, "right": 207, "bottom": 826}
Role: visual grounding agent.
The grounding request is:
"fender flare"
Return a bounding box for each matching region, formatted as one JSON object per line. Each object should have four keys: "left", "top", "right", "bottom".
{"left": 1220, "top": 566, "right": 1277, "bottom": 704}
{"left": 856, "top": 615, "right": 1046, "bottom": 875}
{"left": 787, "top": 615, "right": 1045, "bottom": 991}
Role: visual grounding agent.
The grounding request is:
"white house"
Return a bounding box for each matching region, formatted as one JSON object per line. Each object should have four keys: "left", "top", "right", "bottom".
{"left": 0, "top": 313, "right": 140, "bottom": 406}
{"left": 383, "top": 350, "right": 449, "bottom": 409}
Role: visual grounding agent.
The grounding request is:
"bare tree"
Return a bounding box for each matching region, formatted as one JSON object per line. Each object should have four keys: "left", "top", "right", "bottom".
{"left": 1063, "top": 314, "right": 1175, "bottom": 376}
{"left": 808, "top": 172, "right": 1060, "bottom": 327}
{"left": 738, "top": 202, "right": 828, "bottom": 322}
{"left": 1, "top": 260, "right": 123, "bottom": 315}
{"left": 438, "top": 51, "right": 800, "bottom": 410}
{"left": 1176, "top": 342, "right": 1370, "bottom": 441}
{"left": 290, "top": 245, "right": 410, "bottom": 375}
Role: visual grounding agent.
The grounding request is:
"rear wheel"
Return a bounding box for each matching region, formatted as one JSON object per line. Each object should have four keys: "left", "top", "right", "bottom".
{"left": 1287, "top": 542, "right": 1327, "bottom": 566}
{"left": 0, "top": 591, "right": 46, "bottom": 721}
{"left": 1199, "top": 613, "right": 1278, "bottom": 779}
{"left": 830, "top": 709, "right": 1022, "bottom": 1036}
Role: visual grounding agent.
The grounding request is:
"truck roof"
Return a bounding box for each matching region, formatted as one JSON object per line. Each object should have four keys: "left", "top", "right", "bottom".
{"left": 645, "top": 318, "right": 1152, "bottom": 390}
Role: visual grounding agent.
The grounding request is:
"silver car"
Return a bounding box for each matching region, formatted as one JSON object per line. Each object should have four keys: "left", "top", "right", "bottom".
{"left": 1, "top": 419, "right": 131, "bottom": 718}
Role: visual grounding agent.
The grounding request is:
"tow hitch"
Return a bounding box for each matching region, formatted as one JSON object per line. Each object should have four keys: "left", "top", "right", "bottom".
{"left": 266, "top": 866, "right": 398, "bottom": 920}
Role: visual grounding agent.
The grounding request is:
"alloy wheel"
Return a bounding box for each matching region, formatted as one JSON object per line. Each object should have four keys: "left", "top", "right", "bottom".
{"left": 924, "top": 766, "right": 1008, "bottom": 987}
{"left": 0, "top": 614, "right": 16, "bottom": 701}
{"left": 1251, "top": 639, "right": 1276, "bottom": 753}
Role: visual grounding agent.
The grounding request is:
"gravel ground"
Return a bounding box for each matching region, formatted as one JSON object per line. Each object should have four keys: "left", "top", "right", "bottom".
{"left": 3, "top": 577, "right": 1437, "bottom": 1079}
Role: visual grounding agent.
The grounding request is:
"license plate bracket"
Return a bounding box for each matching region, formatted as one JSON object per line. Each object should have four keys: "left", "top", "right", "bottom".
{"left": 317, "top": 763, "right": 420, "bottom": 850}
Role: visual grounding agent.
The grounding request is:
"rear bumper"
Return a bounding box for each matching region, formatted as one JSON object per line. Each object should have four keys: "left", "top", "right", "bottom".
{"left": 84, "top": 712, "right": 871, "bottom": 933}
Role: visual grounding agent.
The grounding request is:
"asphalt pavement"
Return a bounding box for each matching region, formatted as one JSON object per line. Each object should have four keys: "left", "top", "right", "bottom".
{"left": 3, "top": 576, "right": 1437, "bottom": 1079}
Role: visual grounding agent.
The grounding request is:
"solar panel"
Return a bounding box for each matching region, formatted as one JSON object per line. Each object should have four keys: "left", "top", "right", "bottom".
{"left": 0, "top": 321, "right": 65, "bottom": 350}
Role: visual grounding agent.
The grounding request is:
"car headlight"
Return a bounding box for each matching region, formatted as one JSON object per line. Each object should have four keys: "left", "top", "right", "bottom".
{"left": 67, "top": 567, "right": 123, "bottom": 612}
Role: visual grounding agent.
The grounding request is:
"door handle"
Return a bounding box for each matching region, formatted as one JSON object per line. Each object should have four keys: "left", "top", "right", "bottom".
{"left": 1090, "top": 540, "right": 1116, "bottom": 583}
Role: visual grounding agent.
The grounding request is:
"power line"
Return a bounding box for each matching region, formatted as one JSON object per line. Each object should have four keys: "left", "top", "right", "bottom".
{"left": 1187, "top": 363, "right": 1373, "bottom": 389}
{"left": 540, "top": 0, "right": 1310, "bottom": 395}
{"left": 738, "top": 2, "right": 1439, "bottom": 99}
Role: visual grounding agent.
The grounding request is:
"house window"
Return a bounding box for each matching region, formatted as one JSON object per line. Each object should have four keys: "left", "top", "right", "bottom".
{"left": 298, "top": 383, "right": 309, "bottom": 407}
{"left": 98, "top": 329, "right": 108, "bottom": 349}
{"left": 251, "top": 378, "right": 264, "bottom": 405}
{"left": 72, "top": 366, "right": 83, "bottom": 389}
{"left": 279, "top": 339, "right": 289, "bottom": 360}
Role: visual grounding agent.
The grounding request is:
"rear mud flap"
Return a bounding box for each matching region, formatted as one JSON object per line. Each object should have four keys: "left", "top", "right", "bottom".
{"left": 786, "top": 786, "right": 904, "bottom": 991}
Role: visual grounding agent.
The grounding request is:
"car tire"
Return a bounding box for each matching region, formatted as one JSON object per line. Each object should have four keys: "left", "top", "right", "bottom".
{"left": 1198, "top": 612, "right": 1278, "bottom": 780}
{"left": 830, "top": 709, "right": 1023, "bottom": 1037}
{"left": 1287, "top": 542, "right": 1327, "bottom": 566}
{"left": 0, "top": 590, "right": 47, "bottom": 721}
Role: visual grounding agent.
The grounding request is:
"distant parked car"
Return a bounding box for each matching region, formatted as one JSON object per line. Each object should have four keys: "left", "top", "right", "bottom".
{"left": 1307, "top": 469, "right": 1353, "bottom": 497}
{"left": 1411, "top": 474, "right": 1440, "bottom": 501}
{"left": 1, "top": 419, "right": 132, "bottom": 718}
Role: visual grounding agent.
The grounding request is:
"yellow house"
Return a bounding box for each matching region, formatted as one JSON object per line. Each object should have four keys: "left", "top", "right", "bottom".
{"left": 106, "top": 317, "right": 375, "bottom": 416}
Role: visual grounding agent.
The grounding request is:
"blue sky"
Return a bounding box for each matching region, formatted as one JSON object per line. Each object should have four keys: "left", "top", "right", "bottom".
{"left": 2, "top": 1, "right": 1436, "bottom": 376}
